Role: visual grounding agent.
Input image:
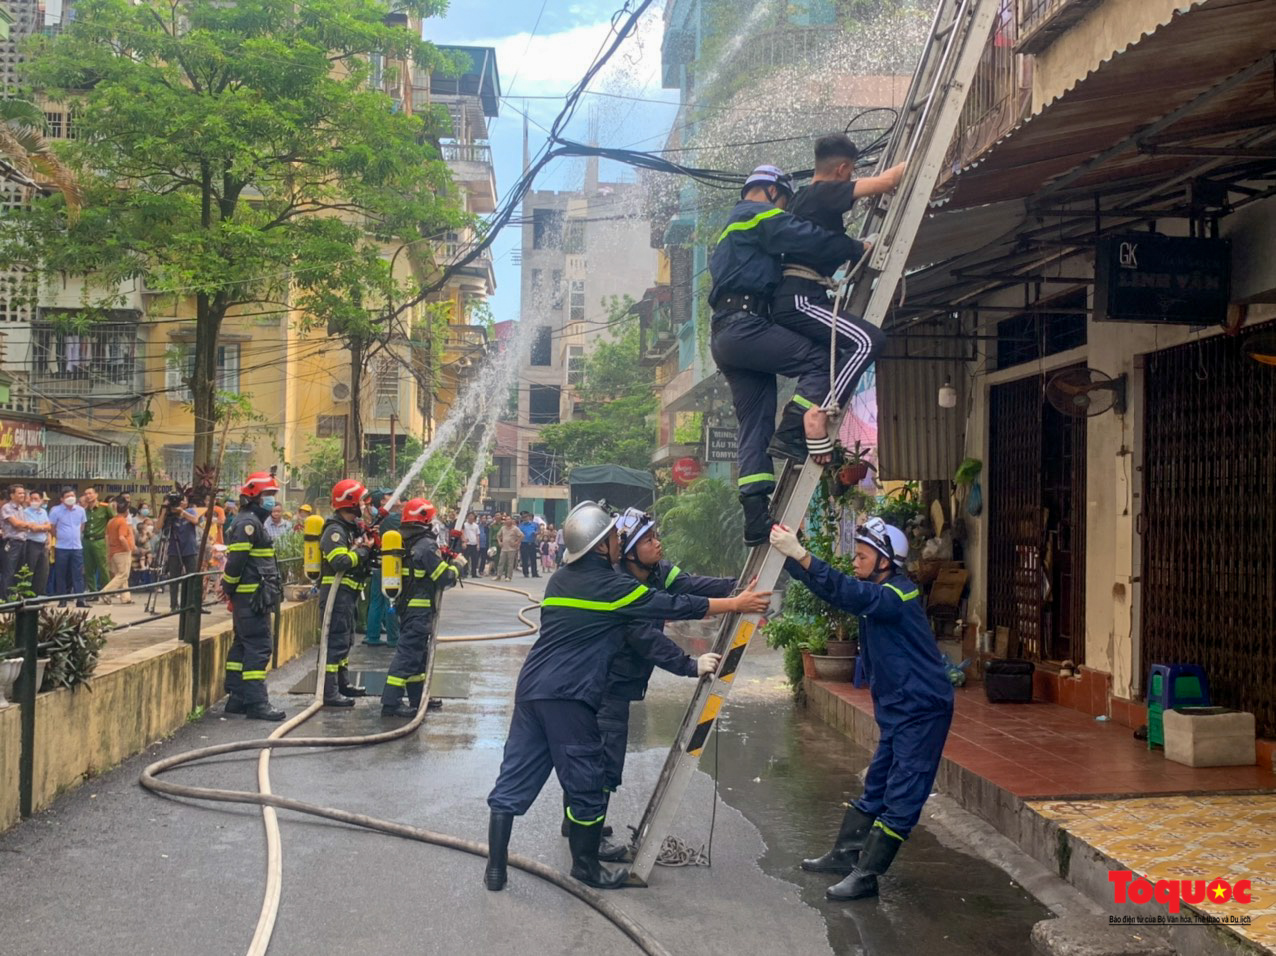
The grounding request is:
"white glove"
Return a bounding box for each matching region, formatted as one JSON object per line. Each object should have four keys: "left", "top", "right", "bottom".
{"left": 770, "top": 523, "right": 808, "bottom": 562}
{"left": 696, "top": 653, "right": 721, "bottom": 678}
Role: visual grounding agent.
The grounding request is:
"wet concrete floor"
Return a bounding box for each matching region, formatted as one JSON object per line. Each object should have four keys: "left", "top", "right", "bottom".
{"left": 0, "top": 577, "right": 1049, "bottom": 954}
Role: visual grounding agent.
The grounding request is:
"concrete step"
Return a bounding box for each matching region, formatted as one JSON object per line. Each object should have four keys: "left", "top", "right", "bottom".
{"left": 1032, "top": 917, "right": 1174, "bottom": 956}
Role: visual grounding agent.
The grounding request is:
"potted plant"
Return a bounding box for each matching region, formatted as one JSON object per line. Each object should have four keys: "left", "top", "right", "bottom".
{"left": 38, "top": 607, "right": 111, "bottom": 692}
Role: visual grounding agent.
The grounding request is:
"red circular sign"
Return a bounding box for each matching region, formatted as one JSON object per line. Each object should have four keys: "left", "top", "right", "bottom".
{"left": 672, "top": 457, "right": 702, "bottom": 487}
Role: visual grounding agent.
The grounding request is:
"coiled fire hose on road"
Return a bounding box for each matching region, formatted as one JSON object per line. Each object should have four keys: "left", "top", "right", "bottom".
{"left": 139, "top": 576, "right": 673, "bottom": 956}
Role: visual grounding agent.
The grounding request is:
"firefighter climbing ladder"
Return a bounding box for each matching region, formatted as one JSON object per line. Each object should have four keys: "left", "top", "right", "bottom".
{"left": 626, "top": 0, "right": 1003, "bottom": 886}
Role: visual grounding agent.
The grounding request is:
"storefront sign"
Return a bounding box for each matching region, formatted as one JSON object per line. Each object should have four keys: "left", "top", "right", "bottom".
{"left": 0, "top": 419, "right": 45, "bottom": 463}
{"left": 671, "top": 457, "right": 702, "bottom": 487}
{"left": 1095, "top": 234, "right": 1231, "bottom": 325}
{"left": 705, "top": 426, "right": 738, "bottom": 463}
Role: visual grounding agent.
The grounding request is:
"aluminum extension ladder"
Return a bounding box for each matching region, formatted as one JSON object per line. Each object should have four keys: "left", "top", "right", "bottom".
{"left": 625, "top": 0, "right": 1003, "bottom": 885}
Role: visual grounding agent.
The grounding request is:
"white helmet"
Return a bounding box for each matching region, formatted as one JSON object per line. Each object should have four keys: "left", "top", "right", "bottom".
{"left": 562, "top": 501, "right": 617, "bottom": 565}
{"left": 854, "top": 516, "right": 908, "bottom": 569}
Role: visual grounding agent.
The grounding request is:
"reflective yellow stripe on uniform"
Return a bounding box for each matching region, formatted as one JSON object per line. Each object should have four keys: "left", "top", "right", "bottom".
{"left": 407, "top": 598, "right": 432, "bottom": 608}
{"left": 884, "top": 583, "right": 920, "bottom": 602}
{"left": 249, "top": 548, "right": 274, "bottom": 557}
{"left": 227, "top": 542, "right": 252, "bottom": 553}
{"left": 715, "top": 206, "right": 783, "bottom": 244}
{"left": 737, "top": 472, "right": 774, "bottom": 486}
{"left": 386, "top": 675, "right": 407, "bottom": 687}
{"left": 430, "top": 561, "right": 450, "bottom": 581}
{"left": 222, "top": 574, "right": 241, "bottom": 585}
{"left": 664, "top": 565, "right": 681, "bottom": 588}
{"left": 225, "top": 661, "right": 243, "bottom": 672}
{"left": 320, "top": 576, "right": 362, "bottom": 590}
{"left": 541, "top": 584, "right": 648, "bottom": 612}
{"left": 243, "top": 670, "right": 267, "bottom": 681}
{"left": 792, "top": 393, "right": 816, "bottom": 410}
{"left": 405, "top": 674, "right": 426, "bottom": 683}
{"left": 238, "top": 583, "right": 260, "bottom": 593}
{"left": 325, "top": 663, "right": 340, "bottom": 673}
{"left": 325, "top": 546, "right": 359, "bottom": 567}
{"left": 412, "top": 569, "right": 426, "bottom": 578}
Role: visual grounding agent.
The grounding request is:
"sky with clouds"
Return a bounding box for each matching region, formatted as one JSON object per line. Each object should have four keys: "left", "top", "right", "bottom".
{"left": 426, "top": 1, "right": 679, "bottom": 325}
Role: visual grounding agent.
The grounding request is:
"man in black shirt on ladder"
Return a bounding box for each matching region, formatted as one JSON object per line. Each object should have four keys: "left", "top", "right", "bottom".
{"left": 768, "top": 134, "right": 904, "bottom": 465}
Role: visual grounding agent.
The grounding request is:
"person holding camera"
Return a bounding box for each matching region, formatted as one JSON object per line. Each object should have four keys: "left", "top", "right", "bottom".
{"left": 163, "top": 492, "right": 201, "bottom": 612}
{"left": 221, "top": 472, "right": 286, "bottom": 721}
{"left": 319, "top": 479, "right": 374, "bottom": 707}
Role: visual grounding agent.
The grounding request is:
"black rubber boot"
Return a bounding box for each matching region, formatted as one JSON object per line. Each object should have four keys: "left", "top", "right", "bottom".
{"left": 337, "top": 667, "right": 367, "bottom": 698}
{"left": 485, "top": 811, "right": 514, "bottom": 891}
{"left": 244, "top": 701, "right": 286, "bottom": 722}
{"left": 597, "top": 832, "right": 631, "bottom": 863}
{"left": 802, "top": 805, "right": 876, "bottom": 874}
{"left": 323, "top": 672, "right": 354, "bottom": 708}
{"left": 767, "top": 403, "right": 809, "bottom": 463}
{"left": 408, "top": 684, "right": 443, "bottom": 712}
{"left": 567, "top": 820, "right": 630, "bottom": 890}
{"left": 740, "top": 494, "right": 773, "bottom": 548}
{"left": 381, "top": 700, "right": 416, "bottom": 718}
{"left": 223, "top": 695, "right": 246, "bottom": 716}
{"left": 826, "top": 824, "right": 903, "bottom": 900}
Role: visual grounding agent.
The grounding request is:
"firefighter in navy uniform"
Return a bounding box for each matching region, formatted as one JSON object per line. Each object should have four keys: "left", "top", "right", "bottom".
{"left": 484, "top": 501, "right": 770, "bottom": 893}
{"left": 319, "top": 478, "right": 374, "bottom": 708}
{"left": 708, "top": 164, "right": 864, "bottom": 546}
{"left": 582, "top": 508, "right": 736, "bottom": 854}
{"left": 380, "top": 497, "right": 459, "bottom": 718}
{"left": 771, "top": 518, "right": 954, "bottom": 901}
{"left": 769, "top": 134, "right": 902, "bottom": 462}
{"left": 221, "top": 472, "right": 286, "bottom": 721}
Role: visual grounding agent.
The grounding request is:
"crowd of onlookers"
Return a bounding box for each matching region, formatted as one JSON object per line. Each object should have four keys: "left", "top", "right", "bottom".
{"left": 456, "top": 509, "right": 563, "bottom": 582}
{"left": 0, "top": 483, "right": 319, "bottom": 611}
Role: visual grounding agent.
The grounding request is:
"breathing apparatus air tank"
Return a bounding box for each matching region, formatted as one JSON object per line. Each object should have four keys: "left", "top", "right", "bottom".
{"left": 380, "top": 529, "right": 403, "bottom": 599}
{"left": 303, "top": 514, "right": 325, "bottom": 582}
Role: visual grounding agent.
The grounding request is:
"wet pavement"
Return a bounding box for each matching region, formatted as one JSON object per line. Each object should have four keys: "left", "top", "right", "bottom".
{"left": 0, "top": 576, "right": 1049, "bottom": 955}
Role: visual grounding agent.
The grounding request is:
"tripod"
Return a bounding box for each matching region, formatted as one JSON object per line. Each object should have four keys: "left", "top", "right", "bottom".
{"left": 145, "top": 514, "right": 184, "bottom": 616}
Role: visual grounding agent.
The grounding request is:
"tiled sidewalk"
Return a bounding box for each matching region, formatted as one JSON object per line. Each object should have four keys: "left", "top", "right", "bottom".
{"left": 807, "top": 679, "right": 1276, "bottom": 954}
{"left": 820, "top": 681, "right": 1276, "bottom": 799}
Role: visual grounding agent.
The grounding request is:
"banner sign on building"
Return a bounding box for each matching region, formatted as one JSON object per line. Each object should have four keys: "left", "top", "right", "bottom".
{"left": 0, "top": 419, "right": 45, "bottom": 463}
{"left": 1095, "top": 234, "right": 1231, "bottom": 326}
{"left": 705, "top": 426, "right": 738, "bottom": 463}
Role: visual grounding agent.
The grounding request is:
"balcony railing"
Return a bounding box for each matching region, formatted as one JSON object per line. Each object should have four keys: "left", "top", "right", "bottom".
{"left": 29, "top": 322, "right": 141, "bottom": 399}
{"left": 38, "top": 443, "right": 131, "bottom": 481}
{"left": 943, "top": 0, "right": 1032, "bottom": 178}
{"left": 440, "top": 143, "right": 493, "bottom": 165}
{"left": 1016, "top": 0, "right": 1104, "bottom": 54}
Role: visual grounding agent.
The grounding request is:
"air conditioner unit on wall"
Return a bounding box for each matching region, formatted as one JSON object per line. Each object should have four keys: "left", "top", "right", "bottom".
{"left": 331, "top": 382, "right": 351, "bottom": 402}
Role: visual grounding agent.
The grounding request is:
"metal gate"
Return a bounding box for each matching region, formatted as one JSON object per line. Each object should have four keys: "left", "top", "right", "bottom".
{"left": 987, "top": 373, "right": 1088, "bottom": 662}
{"left": 1142, "top": 323, "right": 1276, "bottom": 737}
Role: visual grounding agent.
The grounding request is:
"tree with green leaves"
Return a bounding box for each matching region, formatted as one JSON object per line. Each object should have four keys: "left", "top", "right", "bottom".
{"left": 0, "top": 100, "right": 82, "bottom": 216}
{"left": 538, "top": 298, "right": 659, "bottom": 473}
{"left": 1, "top": 0, "right": 467, "bottom": 471}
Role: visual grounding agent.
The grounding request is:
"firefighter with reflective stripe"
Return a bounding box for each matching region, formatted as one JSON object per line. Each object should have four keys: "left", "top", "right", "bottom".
{"left": 484, "top": 501, "right": 770, "bottom": 893}
{"left": 319, "top": 478, "right": 373, "bottom": 708}
{"left": 708, "top": 164, "right": 864, "bottom": 547}
{"left": 221, "top": 472, "right": 286, "bottom": 721}
{"left": 380, "top": 498, "right": 458, "bottom": 718}
{"left": 771, "top": 518, "right": 954, "bottom": 901}
{"left": 769, "top": 135, "right": 899, "bottom": 463}
{"left": 580, "top": 508, "right": 734, "bottom": 857}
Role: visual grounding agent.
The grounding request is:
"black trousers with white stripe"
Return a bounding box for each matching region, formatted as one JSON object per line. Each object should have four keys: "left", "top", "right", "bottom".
{"left": 771, "top": 290, "right": 886, "bottom": 407}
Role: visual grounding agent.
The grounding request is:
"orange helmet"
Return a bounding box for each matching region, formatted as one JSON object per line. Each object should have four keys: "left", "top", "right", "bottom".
{"left": 401, "top": 498, "right": 437, "bottom": 525}
{"left": 241, "top": 471, "right": 280, "bottom": 498}
{"left": 331, "top": 478, "right": 369, "bottom": 511}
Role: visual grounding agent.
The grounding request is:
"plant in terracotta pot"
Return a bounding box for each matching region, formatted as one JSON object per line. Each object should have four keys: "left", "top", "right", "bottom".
{"left": 764, "top": 612, "right": 824, "bottom": 698}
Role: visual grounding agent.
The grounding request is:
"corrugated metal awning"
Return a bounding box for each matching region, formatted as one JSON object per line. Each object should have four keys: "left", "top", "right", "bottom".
{"left": 876, "top": 336, "right": 970, "bottom": 482}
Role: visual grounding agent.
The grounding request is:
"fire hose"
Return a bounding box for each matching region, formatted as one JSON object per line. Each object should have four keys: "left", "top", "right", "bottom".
{"left": 139, "top": 575, "right": 672, "bottom": 956}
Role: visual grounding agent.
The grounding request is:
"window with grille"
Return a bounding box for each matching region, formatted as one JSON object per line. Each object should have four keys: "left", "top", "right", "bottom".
{"left": 532, "top": 208, "right": 563, "bottom": 249}
{"left": 528, "top": 384, "right": 561, "bottom": 424}
{"left": 569, "top": 280, "right": 585, "bottom": 323}
{"left": 492, "top": 455, "right": 514, "bottom": 489}
{"left": 566, "top": 346, "right": 585, "bottom": 386}
{"left": 527, "top": 444, "right": 560, "bottom": 485}
{"left": 563, "top": 219, "right": 585, "bottom": 254}
{"left": 550, "top": 270, "right": 564, "bottom": 310}
{"left": 166, "top": 343, "right": 241, "bottom": 401}
{"left": 317, "top": 414, "right": 347, "bottom": 438}
{"left": 375, "top": 355, "right": 399, "bottom": 417}
{"left": 529, "top": 325, "right": 552, "bottom": 367}
{"left": 530, "top": 268, "right": 544, "bottom": 306}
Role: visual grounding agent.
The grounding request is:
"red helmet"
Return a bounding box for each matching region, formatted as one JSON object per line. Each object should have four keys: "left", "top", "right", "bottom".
{"left": 401, "top": 498, "right": 436, "bottom": 525}
{"left": 241, "top": 471, "right": 279, "bottom": 498}
{"left": 331, "top": 478, "right": 369, "bottom": 511}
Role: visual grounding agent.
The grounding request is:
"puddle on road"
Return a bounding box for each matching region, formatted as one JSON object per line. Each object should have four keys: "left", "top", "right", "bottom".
{"left": 631, "top": 649, "right": 1051, "bottom": 955}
